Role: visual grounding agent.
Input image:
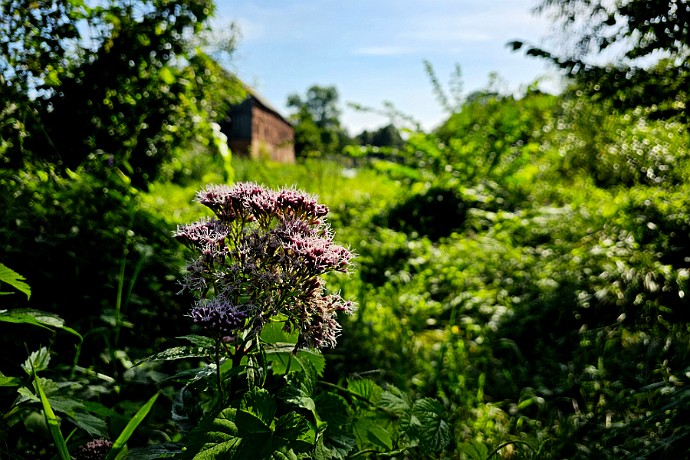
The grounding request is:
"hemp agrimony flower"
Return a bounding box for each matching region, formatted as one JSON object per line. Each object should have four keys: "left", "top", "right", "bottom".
{"left": 174, "top": 182, "right": 355, "bottom": 349}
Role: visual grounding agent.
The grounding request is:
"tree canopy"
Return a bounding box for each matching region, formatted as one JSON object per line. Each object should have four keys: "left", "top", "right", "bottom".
{"left": 0, "top": 0, "right": 242, "bottom": 187}
{"left": 511, "top": 0, "right": 689, "bottom": 123}
{"left": 287, "top": 85, "right": 349, "bottom": 157}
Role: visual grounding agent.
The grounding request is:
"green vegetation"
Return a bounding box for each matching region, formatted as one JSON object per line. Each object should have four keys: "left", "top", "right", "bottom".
{"left": 2, "top": 0, "right": 689, "bottom": 458}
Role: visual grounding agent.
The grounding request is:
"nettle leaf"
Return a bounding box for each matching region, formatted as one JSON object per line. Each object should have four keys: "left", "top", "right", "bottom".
{"left": 314, "top": 393, "right": 356, "bottom": 459}
{"left": 67, "top": 410, "right": 109, "bottom": 438}
{"left": 274, "top": 412, "right": 314, "bottom": 456}
{"left": 281, "top": 383, "right": 316, "bottom": 413}
{"left": 352, "top": 417, "right": 393, "bottom": 451}
{"left": 316, "top": 430, "right": 356, "bottom": 460}
{"left": 297, "top": 350, "right": 326, "bottom": 377}
{"left": 275, "top": 412, "right": 310, "bottom": 443}
{"left": 380, "top": 385, "right": 412, "bottom": 415}
{"left": 411, "top": 398, "right": 450, "bottom": 452}
{"left": 189, "top": 407, "right": 242, "bottom": 459}
{"left": 241, "top": 388, "right": 276, "bottom": 427}
{"left": 347, "top": 379, "right": 383, "bottom": 405}
{"left": 0, "top": 262, "right": 31, "bottom": 299}
{"left": 315, "top": 392, "right": 350, "bottom": 428}
{"left": 457, "top": 441, "right": 489, "bottom": 460}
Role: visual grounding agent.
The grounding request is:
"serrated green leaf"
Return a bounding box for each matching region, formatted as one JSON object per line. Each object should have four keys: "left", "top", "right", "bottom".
{"left": 296, "top": 349, "right": 325, "bottom": 377}
{"left": 315, "top": 392, "right": 350, "bottom": 428}
{"left": 270, "top": 450, "right": 300, "bottom": 460}
{"left": 380, "top": 386, "right": 412, "bottom": 415}
{"left": 347, "top": 379, "right": 382, "bottom": 405}
{"left": 275, "top": 412, "right": 310, "bottom": 442}
{"left": 457, "top": 441, "right": 489, "bottom": 460}
{"left": 22, "top": 347, "right": 51, "bottom": 375}
{"left": 137, "top": 346, "right": 213, "bottom": 364}
{"left": 0, "top": 263, "right": 31, "bottom": 299}
{"left": 281, "top": 385, "right": 316, "bottom": 412}
{"left": 67, "top": 410, "right": 109, "bottom": 438}
{"left": 236, "top": 409, "right": 272, "bottom": 435}
{"left": 265, "top": 344, "right": 324, "bottom": 378}
{"left": 411, "top": 398, "right": 450, "bottom": 452}
{"left": 241, "top": 388, "right": 276, "bottom": 427}
{"left": 352, "top": 417, "right": 393, "bottom": 450}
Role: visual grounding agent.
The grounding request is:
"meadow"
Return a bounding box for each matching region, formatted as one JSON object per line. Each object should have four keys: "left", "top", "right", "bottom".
{"left": 4, "top": 85, "right": 690, "bottom": 458}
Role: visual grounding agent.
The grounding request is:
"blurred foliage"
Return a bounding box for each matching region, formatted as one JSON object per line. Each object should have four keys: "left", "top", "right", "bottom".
{"left": 511, "top": 0, "right": 689, "bottom": 128}
{"left": 287, "top": 85, "right": 352, "bottom": 158}
{"left": 2, "top": 1, "right": 690, "bottom": 456}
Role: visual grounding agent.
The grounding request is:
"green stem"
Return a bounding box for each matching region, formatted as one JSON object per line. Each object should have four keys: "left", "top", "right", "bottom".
{"left": 215, "top": 338, "right": 224, "bottom": 404}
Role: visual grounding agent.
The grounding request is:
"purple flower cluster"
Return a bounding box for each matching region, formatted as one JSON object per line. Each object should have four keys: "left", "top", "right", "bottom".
{"left": 175, "top": 182, "right": 355, "bottom": 349}
{"left": 188, "top": 298, "right": 248, "bottom": 340}
{"left": 74, "top": 439, "right": 113, "bottom": 460}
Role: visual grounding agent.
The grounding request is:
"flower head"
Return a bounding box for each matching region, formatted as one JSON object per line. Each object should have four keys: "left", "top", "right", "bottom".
{"left": 188, "top": 298, "right": 249, "bottom": 339}
{"left": 74, "top": 439, "right": 113, "bottom": 460}
{"left": 179, "top": 182, "right": 356, "bottom": 349}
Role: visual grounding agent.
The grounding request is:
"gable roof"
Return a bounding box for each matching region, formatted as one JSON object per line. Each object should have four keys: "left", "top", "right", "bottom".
{"left": 243, "top": 86, "right": 292, "bottom": 126}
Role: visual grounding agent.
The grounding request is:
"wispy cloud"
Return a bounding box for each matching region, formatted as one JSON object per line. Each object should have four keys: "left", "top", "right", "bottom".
{"left": 354, "top": 46, "right": 419, "bottom": 56}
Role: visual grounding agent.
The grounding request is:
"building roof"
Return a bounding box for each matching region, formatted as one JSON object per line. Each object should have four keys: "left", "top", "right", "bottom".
{"left": 244, "top": 86, "right": 292, "bottom": 126}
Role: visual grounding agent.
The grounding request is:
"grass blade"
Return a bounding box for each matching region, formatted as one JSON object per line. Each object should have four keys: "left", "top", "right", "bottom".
{"left": 33, "top": 372, "right": 71, "bottom": 460}
{"left": 105, "top": 392, "right": 159, "bottom": 460}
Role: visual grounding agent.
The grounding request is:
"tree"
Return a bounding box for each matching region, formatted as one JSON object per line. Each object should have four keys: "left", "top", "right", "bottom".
{"left": 287, "top": 85, "right": 349, "bottom": 157}
{"left": 356, "top": 124, "right": 405, "bottom": 149}
{"left": 0, "top": 0, "right": 242, "bottom": 187}
{"left": 510, "top": 0, "right": 689, "bottom": 124}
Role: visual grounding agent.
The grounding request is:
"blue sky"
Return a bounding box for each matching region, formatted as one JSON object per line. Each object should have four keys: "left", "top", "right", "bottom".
{"left": 213, "top": 1, "right": 560, "bottom": 134}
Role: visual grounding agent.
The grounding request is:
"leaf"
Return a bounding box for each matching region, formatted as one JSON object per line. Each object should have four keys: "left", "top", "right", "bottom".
{"left": 22, "top": 347, "right": 51, "bottom": 375}
{"left": 275, "top": 412, "right": 310, "bottom": 443}
{"left": 347, "top": 379, "right": 382, "bottom": 405}
{"left": 137, "top": 346, "right": 213, "bottom": 364}
{"left": 240, "top": 388, "right": 276, "bottom": 427}
{"left": 264, "top": 344, "right": 325, "bottom": 379}
{"left": 0, "top": 263, "right": 31, "bottom": 299}
{"left": 410, "top": 398, "right": 450, "bottom": 452}
{"left": 457, "top": 441, "right": 489, "bottom": 460}
{"left": 352, "top": 417, "right": 393, "bottom": 451}
{"left": 0, "top": 309, "right": 82, "bottom": 339}
{"left": 315, "top": 392, "right": 350, "bottom": 428}
{"left": 33, "top": 372, "right": 70, "bottom": 460}
{"left": 261, "top": 320, "right": 299, "bottom": 344}
{"left": 296, "top": 349, "right": 326, "bottom": 377}
{"left": 187, "top": 408, "right": 242, "bottom": 459}
{"left": 105, "top": 392, "right": 159, "bottom": 460}
{"left": 0, "top": 374, "right": 21, "bottom": 387}
{"left": 67, "top": 411, "right": 109, "bottom": 438}
{"left": 177, "top": 335, "right": 217, "bottom": 348}
{"left": 379, "top": 385, "right": 412, "bottom": 415}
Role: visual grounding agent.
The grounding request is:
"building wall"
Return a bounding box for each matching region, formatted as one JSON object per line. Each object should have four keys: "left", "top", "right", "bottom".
{"left": 250, "top": 104, "right": 295, "bottom": 163}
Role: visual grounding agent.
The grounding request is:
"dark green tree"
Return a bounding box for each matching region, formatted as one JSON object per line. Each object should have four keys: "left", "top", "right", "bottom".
{"left": 0, "top": 0, "right": 241, "bottom": 187}
{"left": 356, "top": 124, "right": 404, "bottom": 149}
{"left": 287, "top": 85, "right": 349, "bottom": 157}
{"left": 511, "top": 0, "right": 689, "bottom": 124}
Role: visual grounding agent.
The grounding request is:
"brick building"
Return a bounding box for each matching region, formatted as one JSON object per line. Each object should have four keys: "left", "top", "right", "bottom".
{"left": 222, "top": 90, "right": 295, "bottom": 163}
